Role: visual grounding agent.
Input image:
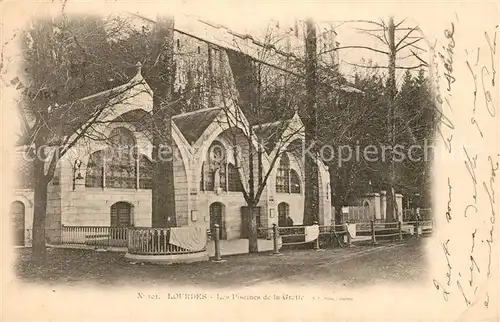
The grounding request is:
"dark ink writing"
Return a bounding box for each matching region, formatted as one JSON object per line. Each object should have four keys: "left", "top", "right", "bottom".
{"left": 442, "top": 239, "right": 452, "bottom": 285}
{"left": 481, "top": 66, "right": 497, "bottom": 117}
{"left": 457, "top": 280, "right": 472, "bottom": 307}
{"left": 440, "top": 23, "right": 456, "bottom": 92}
{"left": 446, "top": 177, "right": 453, "bottom": 222}
{"left": 463, "top": 147, "right": 478, "bottom": 202}
{"left": 433, "top": 279, "right": 450, "bottom": 301}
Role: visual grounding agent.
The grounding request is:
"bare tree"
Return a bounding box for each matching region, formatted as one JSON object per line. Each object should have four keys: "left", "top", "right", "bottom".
{"left": 321, "top": 16, "right": 428, "bottom": 222}
{"left": 213, "top": 64, "right": 304, "bottom": 253}
{"left": 197, "top": 23, "right": 307, "bottom": 252}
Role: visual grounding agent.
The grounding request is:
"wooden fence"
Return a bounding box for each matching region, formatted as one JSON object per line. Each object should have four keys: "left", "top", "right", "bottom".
{"left": 60, "top": 218, "right": 433, "bottom": 254}
{"left": 403, "top": 208, "right": 432, "bottom": 221}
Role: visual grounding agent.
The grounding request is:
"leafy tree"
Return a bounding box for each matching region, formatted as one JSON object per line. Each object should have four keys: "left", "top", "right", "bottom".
{"left": 16, "top": 14, "right": 153, "bottom": 262}
{"left": 13, "top": 13, "right": 199, "bottom": 261}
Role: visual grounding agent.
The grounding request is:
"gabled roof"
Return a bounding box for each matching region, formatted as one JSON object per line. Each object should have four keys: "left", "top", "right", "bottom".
{"left": 59, "top": 84, "right": 134, "bottom": 136}
{"left": 252, "top": 119, "right": 291, "bottom": 154}
{"left": 172, "top": 107, "right": 222, "bottom": 145}
{"left": 111, "top": 108, "right": 154, "bottom": 139}
{"left": 59, "top": 63, "right": 151, "bottom": 135}
{"left": 17, "top": 63, "right": 151, "bottom": 147}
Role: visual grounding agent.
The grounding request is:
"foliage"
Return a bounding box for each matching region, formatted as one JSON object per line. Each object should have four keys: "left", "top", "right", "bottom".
{"left": 317, "top": 66, "right": 435, "bottom": 213}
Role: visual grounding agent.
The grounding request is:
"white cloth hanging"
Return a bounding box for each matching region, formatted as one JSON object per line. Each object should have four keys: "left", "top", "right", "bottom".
{"left": 305, "top": 224, "right": 319, "bottom": 242}
{"left": 169, "top": 226, "right": 207, "bottom": 252}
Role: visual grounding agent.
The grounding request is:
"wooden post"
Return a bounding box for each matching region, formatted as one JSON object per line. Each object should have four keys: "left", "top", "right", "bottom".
{"left": 106, "top": 226, "right": 111, "bottom": 248}
{"left": 332, "top": 220, "right": 336, "bottom": 247}
{"left": 371, "top": 219, "right": 377, "bottom": 245}
{"left": 213, "top": 224, "right": 224, "bottom": 262}
{"left": 345, "top": 222, "right": 352, "bottom": 246}
{"left": 313, "top": 221, "right": 320, "bottom": 251}
{"left": 398, "top": 221, "right": 403, "bottom": 241}
{"left": 272, "top": 223, "right": 281, "bottom": 255}
{"left": 416, "top": 217, "right": 420, "bottom": 239}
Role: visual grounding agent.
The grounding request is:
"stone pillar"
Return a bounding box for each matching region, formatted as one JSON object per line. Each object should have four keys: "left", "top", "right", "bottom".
{"left": 395, "top": 194, "right": 404, "bottom": 222}
{"left": 380, "top": 191, "right": 387, "bottom": 220}
{"left": 373, "top": 194, "right": 381, "bottom": 220}
{"left": 268, "top": 195, "right": 277, "bottom": 227}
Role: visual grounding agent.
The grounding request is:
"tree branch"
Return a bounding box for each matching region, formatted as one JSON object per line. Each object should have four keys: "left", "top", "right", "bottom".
{"left": 395, "top": 25, "right": 420, "bottom": 50}
{"left": 396, "top": 37, "right": 424, "bottom": 53}
{"left": 319, "top": 45, "right": 389, "bottom": 56}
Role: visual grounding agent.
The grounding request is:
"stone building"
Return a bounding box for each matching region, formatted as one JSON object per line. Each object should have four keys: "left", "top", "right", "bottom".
{"left": 10, "top": 17, "right": 335, "bottom": 246}
{"left": 342, "top": 191, "right": 404, "bottom": 222}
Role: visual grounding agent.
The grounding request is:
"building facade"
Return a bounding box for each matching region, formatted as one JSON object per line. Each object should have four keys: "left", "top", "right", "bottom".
{"left": 10, "top": 66, "right": 332, "bottom": 245}
{"left": 10, "top": 18, "right": 334, "bottom": 246}
{"left": 342, "top": 191, "right": 404, "bottom": 223}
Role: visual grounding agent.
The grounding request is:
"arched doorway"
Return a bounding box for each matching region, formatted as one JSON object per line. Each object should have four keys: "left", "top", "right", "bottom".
{"left": 10, "top": 201, "right": 25, "bottom": 246}
{"left": 278, "top": 202, "right": 291, "bottom": 227}
{"left": 110, "top": 202, "right": 133, "bottom": 227}
{"left": 209, "top": 202, "right": 226, "bottom": 240}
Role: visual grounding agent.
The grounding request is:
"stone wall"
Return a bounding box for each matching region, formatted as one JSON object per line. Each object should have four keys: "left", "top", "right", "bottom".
{"left": 273, "top": 193, "right": 305, "bottom": 225}
{"left": 62, "top": 185, "right": 152, "bottom": 227}
{"left": 351, "top": 191, "right": 405, "bottom": 222}
{"left": 198, "top": 192, "right": 250, "bottom": 240}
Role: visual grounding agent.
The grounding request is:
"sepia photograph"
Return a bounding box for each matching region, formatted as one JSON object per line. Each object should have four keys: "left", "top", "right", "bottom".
{"left": 1, "top": 1, "right": 498, "bottom": 321}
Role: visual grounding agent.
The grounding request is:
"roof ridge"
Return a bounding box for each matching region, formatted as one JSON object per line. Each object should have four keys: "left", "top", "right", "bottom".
{"left": 172, "top": 106, "right": 221, "bottom": 119}
{"left": 78, "top": 63, "right": 148, "bottom": 102}
{"left": 252, "top": 118, "right": 291, "bottom": 129}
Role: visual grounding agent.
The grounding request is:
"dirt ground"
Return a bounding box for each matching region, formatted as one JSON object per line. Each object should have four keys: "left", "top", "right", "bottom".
{"left": 14, "top": 238, "right": 428, "bottom": 289}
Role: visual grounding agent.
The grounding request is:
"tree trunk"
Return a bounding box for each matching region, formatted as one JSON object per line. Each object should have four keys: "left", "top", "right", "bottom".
{"left": 32, "top": 154, "right": 49, "bottom": 264}
{"left": 303, "top": 18, "right": 320, "bottom": 225}
{"left": 386, "top": 16, "right": 397, "bottom": 222}
{"left": 152, "top": 101, "right": 177, "bottom": 228}
{"left": 329, "top": 164, "right": 342, "bottom": 223}
{"left": 151, "top": 15, "right": 176, "bottom": 228}
{"left": 247, "top": 204, "right": 259, "bottom": 253}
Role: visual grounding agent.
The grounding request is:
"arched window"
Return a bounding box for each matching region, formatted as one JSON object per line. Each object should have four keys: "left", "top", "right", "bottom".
{"left": 227, "top": 163, "right": 242, "bottom": 192}
{"left": 86, "top": 150, "right": 104, "bottom": 188}
{"left": 106, "top": 127, "right": 137, "bottom": 189}
{"left": 276, "top": 154, "right": 290, "bottom": 193}
{"left": 290, "top": 169, "right": 301, "bottom": 193}
{"left": 139, "top": 155, "right": 152, "bottom": 189}
{"left": 203, "top": 141, "right": 227, "bottom": 191}
{"left": 84, "top": 128, "right": 155, "bottom": 190}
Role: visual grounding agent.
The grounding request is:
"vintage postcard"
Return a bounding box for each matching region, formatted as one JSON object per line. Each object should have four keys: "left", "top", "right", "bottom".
{"left": 1, "top": 1, "right": 498, "bottom": 321}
